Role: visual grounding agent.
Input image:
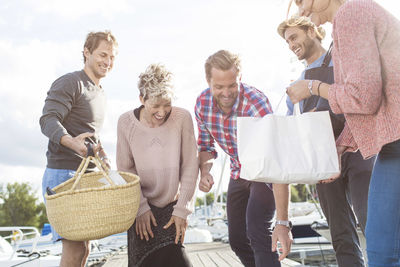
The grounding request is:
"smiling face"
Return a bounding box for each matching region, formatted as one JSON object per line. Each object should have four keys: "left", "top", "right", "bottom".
{"left": 295, "top": 0, "right": 332, "bottom": 26}
{"left": 208, "top": 67, "right": 240, "bottom": 114}
{"left": 140, "top": 96, "right": 172, "bottom": 128}
{"left": 83, "top": 40, "right": 117, "bottom": 85}
{"left": 284, "top": 26, "right": 317, "bottom": 61}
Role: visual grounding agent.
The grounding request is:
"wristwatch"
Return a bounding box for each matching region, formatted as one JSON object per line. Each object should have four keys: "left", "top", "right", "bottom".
{"left": 308, "top": 80, "right": 314, "bottom": 96}
{"left": 275, "top": 220, "right": 293, "bottom": 230}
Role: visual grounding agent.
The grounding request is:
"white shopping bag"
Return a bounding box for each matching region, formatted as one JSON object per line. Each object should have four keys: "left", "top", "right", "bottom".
{"left": 98, "top": 170, "right": 127, "bottom": 186}
{"left": 237, "top": 104, "right": 340, "bottom": 184}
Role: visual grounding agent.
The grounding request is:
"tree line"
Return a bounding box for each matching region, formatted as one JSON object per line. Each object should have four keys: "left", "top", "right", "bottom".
{"left": 0, "top": 182, "right": 313, "bottom": 228}
{"left": 195, "top": 184, "right": 314, "bottom": 207}
{"left": 0, "top": 182, "right": 48, "bottom": 229}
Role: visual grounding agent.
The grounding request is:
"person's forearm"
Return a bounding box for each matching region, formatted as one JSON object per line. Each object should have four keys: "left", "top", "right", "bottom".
{"left": 60, "top": 132, "right": 93, "bottom": 156}
{"left": 273, "top": 184, "right": 290, "bottom": 220}
{"left": 199, "top": 151, "right": 214, "bottom": 175}
{"left": 311, "top": 81, "right": 330, "bottom": 100}
{"left": 40, "top": 115, "right": 69, "bottom": 144}
{"left": 60, "top": 134, "right": 76, "bottom": 151}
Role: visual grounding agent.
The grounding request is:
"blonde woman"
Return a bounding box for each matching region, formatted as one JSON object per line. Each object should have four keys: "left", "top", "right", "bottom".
{"left": 286, "top": 1, "right": 400, "bottom": 266}
{"left": 117, "top": 64, "right": 198, "bottom": 267}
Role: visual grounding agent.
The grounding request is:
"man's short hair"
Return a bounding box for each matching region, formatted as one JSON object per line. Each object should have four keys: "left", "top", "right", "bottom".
{"left": 82, "top": 31, "right": 118, "bottom": 63}
{"left": 205, "top": 50, "right": 241, "bottom": 82}
{"left": 277, "top": 15, "right": 326, "bottom": 42}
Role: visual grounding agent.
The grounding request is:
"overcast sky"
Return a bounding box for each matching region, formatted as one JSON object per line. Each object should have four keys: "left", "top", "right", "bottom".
{"left": 1, "top": 0, "right": 398, "bottom": 200}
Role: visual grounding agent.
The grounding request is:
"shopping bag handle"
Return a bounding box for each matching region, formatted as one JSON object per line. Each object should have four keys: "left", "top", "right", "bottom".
{"left": 70, "top": 156, "right": 115, "bottom": 191}
{"left": 293, "top": 103, "right": 301, "bottom": 115}
{"left": 274, "top": 91, "right": 301, "bottom": 115}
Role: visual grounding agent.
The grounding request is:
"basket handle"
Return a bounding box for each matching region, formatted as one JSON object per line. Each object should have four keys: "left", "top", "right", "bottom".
{"left": 92, "top": 155, "right": 115, "bottom": 186}
{"left": 70, "top": 157, "right": 91, "bottom": 191}
{"left": 70, "top": 156, "right": 116, "bottom": 192}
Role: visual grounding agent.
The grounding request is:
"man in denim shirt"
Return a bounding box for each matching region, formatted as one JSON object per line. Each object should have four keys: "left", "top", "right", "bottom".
{"left": 278, "top": 16, "right": 374, "bottom": 267}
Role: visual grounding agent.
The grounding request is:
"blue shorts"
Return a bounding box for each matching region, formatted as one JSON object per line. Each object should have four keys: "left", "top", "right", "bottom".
{"left": 42, "top": 168, "right": 75, "bottom": 242}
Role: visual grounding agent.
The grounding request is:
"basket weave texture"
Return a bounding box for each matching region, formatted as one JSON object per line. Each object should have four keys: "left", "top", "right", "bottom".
{"left": 45, "top": 156, "right": 140, "bottom": 241}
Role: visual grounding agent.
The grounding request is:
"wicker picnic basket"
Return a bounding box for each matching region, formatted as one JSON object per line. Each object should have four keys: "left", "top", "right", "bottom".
{"left": 45, "top": 156, "right": 140, "bottom": 241}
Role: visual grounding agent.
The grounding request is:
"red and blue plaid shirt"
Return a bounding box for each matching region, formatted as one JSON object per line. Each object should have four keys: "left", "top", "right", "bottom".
{"left": 195, "top": 83, "right": 273, "bottom": 180}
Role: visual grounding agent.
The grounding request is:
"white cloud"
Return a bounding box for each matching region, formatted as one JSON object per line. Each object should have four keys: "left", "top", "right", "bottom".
{"left": 0, "top": 164, "right": 44, "bottom": 200}
{"left": 0, "top": 39, "right": 82, "bottom": 170}
{"left": 24, "top": 0, "right": 135, "bottom": 21}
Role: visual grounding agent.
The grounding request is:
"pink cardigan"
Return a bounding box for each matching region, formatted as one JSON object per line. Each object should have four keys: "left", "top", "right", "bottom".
{"left": 328, "top": 0, "right": 400, "bottom": 159}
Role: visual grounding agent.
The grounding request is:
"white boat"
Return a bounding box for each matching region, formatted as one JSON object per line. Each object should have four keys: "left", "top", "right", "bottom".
{"left": 0, "top": 226, "right": 61, "bottom": 267}
{"left": 287, "top": 202, "right": 330, "bottom": 244}
{"left": 187, "top": 203, "right": 229, "bottom": 244}
{"left": 184, "top": 228, "right": 213, "bottom": 244}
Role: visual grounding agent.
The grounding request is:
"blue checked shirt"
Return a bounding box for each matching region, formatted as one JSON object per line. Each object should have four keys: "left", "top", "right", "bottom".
{"left": 195, "top": 83, "right": 273, "bottom": 180}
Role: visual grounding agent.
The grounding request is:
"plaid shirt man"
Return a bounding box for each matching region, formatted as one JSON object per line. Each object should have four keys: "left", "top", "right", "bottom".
{"left": 195, "top": 83, "right": 273, "bottom": 180}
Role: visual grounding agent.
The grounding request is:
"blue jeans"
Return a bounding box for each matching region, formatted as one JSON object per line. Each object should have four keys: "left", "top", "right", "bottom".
{"left": 226, "top": 178, "right": 280, "bottom": 267}
{"left": 366, "top": 139, "right": 400, "bottom": 266}
{"left": 42, "top": 168, "right": 75, "bottom": 242}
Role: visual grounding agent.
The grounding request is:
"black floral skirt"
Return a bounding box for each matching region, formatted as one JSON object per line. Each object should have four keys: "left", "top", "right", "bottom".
{"left": 128, "top": 201, "right": 182, "bottom": 267}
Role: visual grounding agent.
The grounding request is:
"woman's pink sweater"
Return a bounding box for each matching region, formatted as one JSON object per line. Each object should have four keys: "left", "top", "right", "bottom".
{"left": 328, "top": 0, "right": 400, "bottom": 158}
{"left": 116, "top": 107, "right": 199, "bottom": 219}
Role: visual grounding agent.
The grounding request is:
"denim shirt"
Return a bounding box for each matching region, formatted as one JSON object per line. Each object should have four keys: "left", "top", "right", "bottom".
{"left": 286, "top": 53, "right": 333, "bottom": 115}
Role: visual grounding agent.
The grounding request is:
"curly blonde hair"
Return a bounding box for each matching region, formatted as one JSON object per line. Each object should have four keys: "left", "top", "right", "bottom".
{"left": 277, "top": 15, "right": 326, "bottom": 42}
{"left": 138, "top": 64, "right": 174, "bottom": 101}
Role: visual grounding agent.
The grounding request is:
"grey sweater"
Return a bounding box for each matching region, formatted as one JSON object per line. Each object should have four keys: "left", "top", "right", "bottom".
{"left": 40, "top": 70, "right": 106, "bottom": 170}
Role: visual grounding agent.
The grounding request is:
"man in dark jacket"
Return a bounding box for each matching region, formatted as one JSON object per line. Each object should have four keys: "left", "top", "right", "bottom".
{"left": 39, "top": 31, "right": 117, "bottom": 267}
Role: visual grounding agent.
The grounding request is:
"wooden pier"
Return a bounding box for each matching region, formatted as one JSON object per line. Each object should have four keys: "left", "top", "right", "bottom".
{"left": 100, "top": 242, "right": 302, "bottom": 267}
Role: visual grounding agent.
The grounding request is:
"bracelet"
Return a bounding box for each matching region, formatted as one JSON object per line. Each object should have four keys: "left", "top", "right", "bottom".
{"left": 308, "top": 80, "right": 313, "bottom": 96}
{"left": 317, "top": 82, "right": 322, "bottom": 96}
{"left": 100, "top": 156, "right": 109, "bottom": 161}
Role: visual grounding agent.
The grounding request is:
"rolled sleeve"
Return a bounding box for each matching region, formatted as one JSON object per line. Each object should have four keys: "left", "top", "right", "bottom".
{"left": 194, "top": 103, "right": 218, "bottom": 159}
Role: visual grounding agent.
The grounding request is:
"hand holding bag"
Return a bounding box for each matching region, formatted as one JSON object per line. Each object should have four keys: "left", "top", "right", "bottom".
{"left": 237, "top": 104, "right": 339, "bottom": 184}
{"left": 45, "top": 156, "right": 141, "bottom": 241}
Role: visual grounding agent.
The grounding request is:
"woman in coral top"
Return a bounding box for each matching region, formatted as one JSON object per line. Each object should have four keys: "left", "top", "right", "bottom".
{"left": 286, "top": 0, "right": 400, "bottom": 265}
{"left": 116, "top": 64, "right": 198, "bottom": 267}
